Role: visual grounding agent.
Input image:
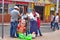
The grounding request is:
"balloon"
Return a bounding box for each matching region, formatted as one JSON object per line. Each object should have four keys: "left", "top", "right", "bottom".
{"left": 25, "top": 34, "right": 32, "bottom": 40}
{"left": 18, "top": 33, "right": 25, "bottom": 39}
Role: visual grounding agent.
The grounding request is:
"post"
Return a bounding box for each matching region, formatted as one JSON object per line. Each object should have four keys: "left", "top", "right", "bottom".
{"left": 2, "top": 0, "right": 4, "bottom": 39}
{"left": 56, "top": 0, "right": 59, "bottom": 13}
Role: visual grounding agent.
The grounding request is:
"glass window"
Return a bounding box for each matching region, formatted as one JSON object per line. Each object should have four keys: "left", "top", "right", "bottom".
{"left": 0, "top": 4, "right": 8, "bottom": 14}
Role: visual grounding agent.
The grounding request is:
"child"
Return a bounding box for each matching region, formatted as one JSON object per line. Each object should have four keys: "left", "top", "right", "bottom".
{"left": 37, "top": 17, "right": 42, "bottom": 36}
{"left": 17, "top": 19, "right": 26, "bottom": 37}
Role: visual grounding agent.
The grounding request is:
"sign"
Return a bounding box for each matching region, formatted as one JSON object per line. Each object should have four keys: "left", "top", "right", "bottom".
{"left": 10, "top": 0, "right": 34, "bottom": 2}
{"left": 50, "top": 7, "right": 54, "bottom": 11}
{"left": 35, "top": 2, "right": 45, "bottom": 6}
{"left": 0, "top": 0, "right": 13, "bottom": 4}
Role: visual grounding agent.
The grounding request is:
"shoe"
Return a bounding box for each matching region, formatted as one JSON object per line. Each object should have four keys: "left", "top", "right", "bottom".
{"left": 32, "top": 37, "right": 35, "bottom": 39}
{"left": 11, "top": 36, "right": 17, "bottom": 38}
{"left": 14, "top": 36, "right": 17, "bottom": 38}
{"left": 40, "top": 34, "right": 42, "bottom": 36}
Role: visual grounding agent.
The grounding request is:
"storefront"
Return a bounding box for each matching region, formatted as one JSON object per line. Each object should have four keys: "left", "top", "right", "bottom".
{"left": 34, "top": 2, "right": 45, "bottom": 21}
{"left": 34, "top": 2, "right": 56, "bottom": 23}
{"left": 0, "top": 0, "right": 56, "bottom": 23}
{"left": 44, "top": 4, "right": 55, "bottom": 23}
{"left": 0, "top": 0, "right": 29, "bottom": 23}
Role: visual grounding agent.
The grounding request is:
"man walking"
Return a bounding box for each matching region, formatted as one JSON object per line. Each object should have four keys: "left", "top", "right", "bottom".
{"left": 54, "top": 13, "right": 59, "bottom": 30}
{"left": 50, "top": 14, "right": 54, "bottom": 29}
{"left": 10, "top": 6, "right": 20, "bottom": 38}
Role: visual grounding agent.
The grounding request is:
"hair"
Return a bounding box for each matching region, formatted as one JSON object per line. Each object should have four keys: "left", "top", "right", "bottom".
{"left": 32, "top": 9, "right": 35, "bottom": 11}
{"left": 56, "top": 13, "right": 59, "bottom": 15}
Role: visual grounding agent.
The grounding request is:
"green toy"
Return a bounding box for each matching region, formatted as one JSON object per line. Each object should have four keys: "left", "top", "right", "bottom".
{"left": 18, "top": 33, "right": 32, "bottom": 40}
{"left": 18, "top": 33, "right": 25, "bottom": 39}
{"left": 25, "top": 34, "right": 32, "bottom": 40}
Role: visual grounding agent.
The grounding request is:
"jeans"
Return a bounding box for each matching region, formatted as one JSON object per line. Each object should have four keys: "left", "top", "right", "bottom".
{"left": 26, "top": 30, "right": 30, "bottom": 36}
{"left": 54, "top": 22, "right": 59, "bottom": 30}
{"left": 36, "top": 28, "right": 42, "bottom": 36}
{"left": 51, "top": 21, "right": 54, "bottom": 28}
{"left": 38, "top": 28, "right": 42, "bottom": 35}
{"left": 10, "top": 21, "right": 18, "bottom": 37}
{"left": 26, "top": 21, "right": 30, "bottom": 36}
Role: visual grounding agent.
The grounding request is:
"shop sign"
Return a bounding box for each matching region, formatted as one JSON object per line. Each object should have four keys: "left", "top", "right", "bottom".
{"left": 35, "top": 2, "right": 45, "bottom": 6}
{"left": 50, "top": 7, "right": 54, "bottom": 11}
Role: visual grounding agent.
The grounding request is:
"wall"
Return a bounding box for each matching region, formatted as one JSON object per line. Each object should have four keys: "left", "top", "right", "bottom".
{"left": 0, "top": 14, "right": 10, "bottom": 23}
{"left": 44, "top": 4, "right": 55, "bottom": 23}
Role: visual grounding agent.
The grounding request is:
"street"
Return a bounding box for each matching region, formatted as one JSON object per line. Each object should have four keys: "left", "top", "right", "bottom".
{"left": 0, "top": 23, "right": 60, "bottom": 40}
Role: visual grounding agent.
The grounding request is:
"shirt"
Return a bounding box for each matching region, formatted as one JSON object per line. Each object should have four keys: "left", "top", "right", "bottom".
{"left": 51, "top": 15, "right": 54, "bottom": 21}
{"left": 22, "top": 13, "right": 30, "bottom": 30}
{"left": 28, "top": 12, "right": 39, "bottom": 21}
{"left": 55, "top": 15, "right": 59, "bottom": 22}
{"left": 22, "top": 13, "right": 29, "bottom": 20}
{"left": 10, "top": 9, "right": 20, "bottom": 22}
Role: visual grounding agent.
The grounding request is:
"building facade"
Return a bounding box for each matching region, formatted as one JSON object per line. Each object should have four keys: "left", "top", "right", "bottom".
{"left": 0, "top": 0, "right": 59, "bottom": 23}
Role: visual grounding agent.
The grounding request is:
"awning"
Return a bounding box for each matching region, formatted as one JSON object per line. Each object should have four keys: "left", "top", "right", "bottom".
{"left": 0, "top": 0, "right": 14, "bottom": 4}
{"left": 15, "top": 1, "right": 29, "bottom": 5}
{"left": 0, "top": 0, "right": 29, "bottom": 5}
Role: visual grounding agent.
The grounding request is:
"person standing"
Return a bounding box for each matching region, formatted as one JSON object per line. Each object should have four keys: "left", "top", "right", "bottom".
{"left": 28, "top": 9, "right": 38, "bottom": 38}
{"left": 54, "top": 13, "right": 59, "bottom": 30}
{"left": 10, "top": 6, "right": 20, "bottom": 38}
{"left": 22, "top": 12, "right": 30, "bottom": 36}
{"left": 37, "top": 15, "right": 42, "bottom": 36}
{"left": 50, "top": 14, "right": 54, "bottom": 29}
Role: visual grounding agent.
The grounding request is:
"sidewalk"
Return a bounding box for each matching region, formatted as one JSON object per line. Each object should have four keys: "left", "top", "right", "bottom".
{"left": 1, "top": 30, "right": 60, "bottom": 40}
{"left": 0, "top": 23, "right": 60, "bottom": 25}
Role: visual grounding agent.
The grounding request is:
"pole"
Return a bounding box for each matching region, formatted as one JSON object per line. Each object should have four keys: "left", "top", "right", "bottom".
{"left": 2, "top": 0, "right": 4, "bottom": 39}
{"left": 56, "top": 0, "right": 59, "bottom": 13}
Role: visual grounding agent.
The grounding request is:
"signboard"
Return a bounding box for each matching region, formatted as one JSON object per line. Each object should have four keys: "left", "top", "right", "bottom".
{"left": 10, "top": 0, "right": 34, "bottom": 2}
{"left": 35, "top": 2, "right": 45, "bottom": 6}
{"left": 50, "top": 7, "right": 54, "bottom": 11}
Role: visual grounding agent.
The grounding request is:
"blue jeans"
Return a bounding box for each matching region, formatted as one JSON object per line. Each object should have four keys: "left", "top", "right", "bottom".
{"left": 36, "top": 28, "right": 42, "bottom": 36}
{"left": 26, "top": 30, "right": 30, "bottom": 36}
{"left": 54, "top": 22, "right": 59, "bottom": 30}
{"left": 10, "top": 21, "right": 18, "bottom": 37}
{"left": 51, "top": 21, "right": 54, "bottom": 28}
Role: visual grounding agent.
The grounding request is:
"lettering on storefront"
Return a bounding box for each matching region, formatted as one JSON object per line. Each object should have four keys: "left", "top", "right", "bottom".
{"left": 35, "top": 2, "right": 45, "bottom": 6}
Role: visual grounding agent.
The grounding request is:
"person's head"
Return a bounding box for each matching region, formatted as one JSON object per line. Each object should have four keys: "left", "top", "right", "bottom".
{"left": 56, "top": 13, "right": 59, "bottom": 16}
{"left": 32, "top": 9, "right": 35, "bottom": 14}
{"left": 21, "top": 19, "right": 26, "bottom": 27}
{"left": 14, "top": 6, "right": 19, "bottom": 10}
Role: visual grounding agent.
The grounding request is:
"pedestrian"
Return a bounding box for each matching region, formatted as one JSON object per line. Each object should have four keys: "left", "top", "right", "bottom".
{"left": 50, "top": 14, "right": 54, "bottom": 29}
{"left": 22, "top": 12, "right": 30, "bottom": 36}
{"left": 37, "top": 15, "right": 42, "bottom": 36}
{"left": 28, "top": 9, "right": 38, "bottom": 38}
{"left": 10, "top": 6, "right": 20, "bottom": 38}
{"left": 54, "top": 13, "right": 59, "bottom": 30}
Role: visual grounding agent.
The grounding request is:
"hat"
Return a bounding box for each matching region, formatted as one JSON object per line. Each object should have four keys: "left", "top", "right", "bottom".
{"left": 14, "top": 6, "right": 19, "bottom": 9}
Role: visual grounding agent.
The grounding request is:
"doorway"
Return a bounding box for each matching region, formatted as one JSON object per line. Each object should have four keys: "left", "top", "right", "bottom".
{"left": 34, "top": 6, "right": 44, "bottom": 21}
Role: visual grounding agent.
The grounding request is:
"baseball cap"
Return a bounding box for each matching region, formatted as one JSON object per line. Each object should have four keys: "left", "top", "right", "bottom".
{"left": 14, "top": 6, "right": 19, "bottom": 9}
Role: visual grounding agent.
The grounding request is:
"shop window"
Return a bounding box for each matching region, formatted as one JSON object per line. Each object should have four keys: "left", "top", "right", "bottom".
{"left": 34, "top": 6, "right": 44, "bottom": 20}
{"left": 0, "top": 4, "right": 8, "bottom": 14}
